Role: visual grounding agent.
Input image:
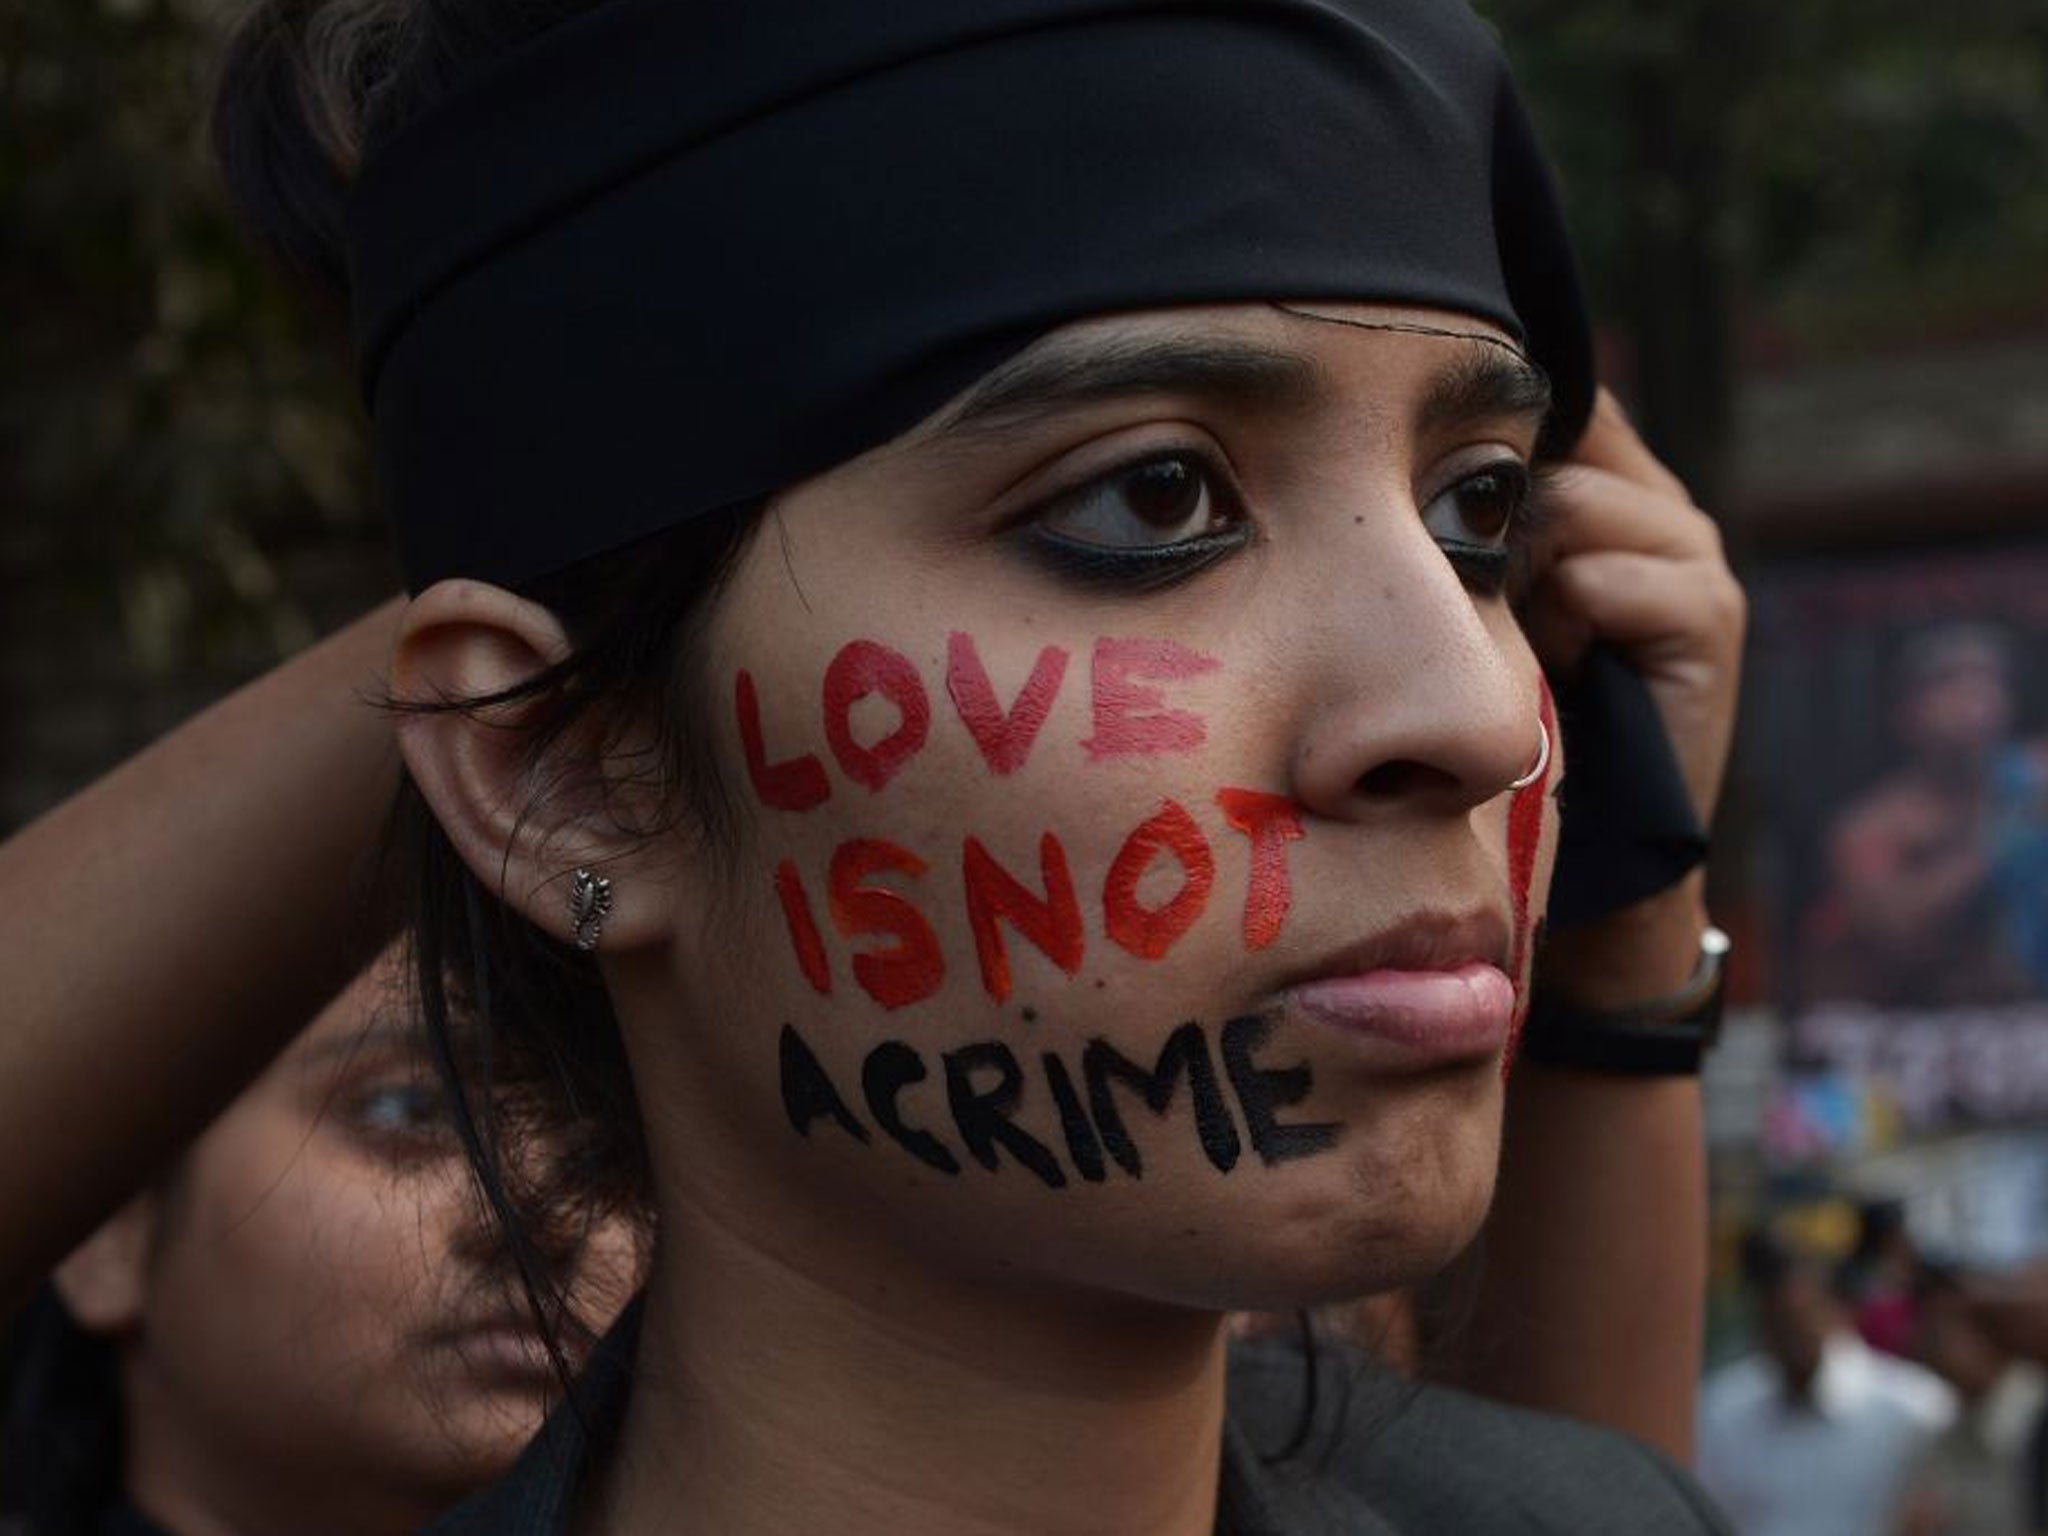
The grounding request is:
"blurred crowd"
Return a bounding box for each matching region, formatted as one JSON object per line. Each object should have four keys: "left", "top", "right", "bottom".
{"left": 1702, "top": 1202, "right": 2048, "bottom": 1536}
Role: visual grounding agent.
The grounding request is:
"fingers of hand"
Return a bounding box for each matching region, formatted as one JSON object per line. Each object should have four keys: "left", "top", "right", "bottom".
{"left": 1549, "top": 550, "right": 1746, "bottom": 823}
{"left": 1518, "top": 577, "right": 1595, "bottom": 678}
{"left": 1538, "top": 462, "right": 1723, "bottom": 564}
{"left": 1549, "top": 550, "right": 1747, "bottom": 664}
{"left": 1567, "top": 388, "right": 1691, "bottom": 503}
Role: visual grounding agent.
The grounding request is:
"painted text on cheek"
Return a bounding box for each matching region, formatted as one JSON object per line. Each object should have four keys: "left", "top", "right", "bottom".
{"left": 740, "top": 633, "right": 1224, "bottom": 809}
{"left": 740, "top": 632, "right": 1309, "bottom": 1006}
{"left": 946, "top": 632, "right": 1068, "bottom": 775}
{"left": 779, "top": 1014, "right": 1341, "bottom": 1189}
{"left": 776, "top": 791, "right": 1301, "bottom": 1008}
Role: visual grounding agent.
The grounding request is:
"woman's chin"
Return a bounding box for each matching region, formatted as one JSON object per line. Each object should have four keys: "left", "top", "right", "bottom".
{"left": 1200, "top": 1127, "right": 1501, "bottom": 1313}
{"left": 1209, "top": 1213, "right": 1491, "bottom": 1316}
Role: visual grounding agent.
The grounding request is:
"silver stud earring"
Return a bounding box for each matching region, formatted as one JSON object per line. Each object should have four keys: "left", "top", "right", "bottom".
{"left": 569, "top": 868, "right": 614, "bottom": 952}
{"left": 1507, "top": 719, "right": 1551, "bottom": 793}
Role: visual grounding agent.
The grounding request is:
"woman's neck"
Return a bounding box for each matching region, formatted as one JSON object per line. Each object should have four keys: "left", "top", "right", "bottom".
{"left": 588, "top": 1190, "right": 1230, "bottom": 1536}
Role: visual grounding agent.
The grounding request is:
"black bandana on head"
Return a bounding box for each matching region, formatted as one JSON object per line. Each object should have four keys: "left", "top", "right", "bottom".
{"left": 347, "top": 0, "right": 1595, "bottom": 592}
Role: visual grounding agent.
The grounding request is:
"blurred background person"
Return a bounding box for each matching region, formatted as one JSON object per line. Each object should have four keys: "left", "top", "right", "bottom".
{"left": 0, "top": 950, "right": 644, "bottom": 1536}
{"left": 1918, "top": 1260, "right": 2048, "bottom": 1534}
{"left": 1912, "top": 1262, "right": 2048, "bottom": 1535}
{"left": 1804, "top": 624, "right": 2048, "bottom": 1009}
{"left": 1842, "top": 1198, "right": 1928, "bottom": 1359}
{"left": 1698, "top": 1229, "right": 1956, "bottom": 1536}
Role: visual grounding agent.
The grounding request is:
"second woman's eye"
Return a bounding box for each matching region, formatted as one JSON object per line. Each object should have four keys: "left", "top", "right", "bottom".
{"left": 345, "top": 1081, "right": 456, "bottom": 1161}
{"left": 1032, "top": 452, "right": 1240, "bottom": 551}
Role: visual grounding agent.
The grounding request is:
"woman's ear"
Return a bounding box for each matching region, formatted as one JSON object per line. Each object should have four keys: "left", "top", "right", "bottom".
{"left": 390, "top": 580, "right": 672, "bottom": 952}
{"left": 53, "top": 1198, "right": 155, "bottom": 1335}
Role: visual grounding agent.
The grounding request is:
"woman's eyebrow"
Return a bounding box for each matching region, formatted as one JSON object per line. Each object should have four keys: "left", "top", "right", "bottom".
{"left": 1416, "top": 345, "right": 1553, "bottom": 439}
{"left": 293, "top": 1023, "right": 428, "bottom": 1070}
{"left": 924, "top": 335, "right": 1325, "bottom": 444}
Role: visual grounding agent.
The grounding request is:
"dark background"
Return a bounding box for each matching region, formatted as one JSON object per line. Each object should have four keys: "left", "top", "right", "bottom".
{"left": 5, "top": 0, "right": 2048, "bottom": 1297}
{"left": 5, "top": 0, "right": 2047, "bottom": 820}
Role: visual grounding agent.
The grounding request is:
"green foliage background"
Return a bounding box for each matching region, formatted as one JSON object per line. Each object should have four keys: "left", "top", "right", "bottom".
{"left": 1492, "top": 0, "right": 2048, "bottom": 334}
{"left": 1483, "top": 0, "right": 2048, "bottom": 500}
{"left": 2, "top": 0, "right": 372, "bottom": 680}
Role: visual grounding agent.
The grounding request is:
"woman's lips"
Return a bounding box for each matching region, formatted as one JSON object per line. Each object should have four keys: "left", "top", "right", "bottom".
{"left": 426, "top": 1315, "right": 577, "bottom": 1390}
{"left": 1286, "top": 960, "right": 1516, "bottom": 1062}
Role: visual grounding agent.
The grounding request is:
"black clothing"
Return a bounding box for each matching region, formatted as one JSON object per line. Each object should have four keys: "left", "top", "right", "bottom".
{"left": 1222, "top": 1344, "right": 1731, "bottom": 1533}
{"left": 426, "top": 1313, "right": 1731, "bottom": 1535}
{"left": 350, "top": 0, "right": 1595, "bottom": 593}
{"left": 98, "top": 1505, "right": 171, "bottom": 1536}
{"left": 1545, "top": 647, "right": 1709, "bottom": 926}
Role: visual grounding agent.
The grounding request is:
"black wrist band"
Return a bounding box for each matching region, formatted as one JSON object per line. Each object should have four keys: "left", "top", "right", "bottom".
{"left": 1519, "top": 926, "right": 1730, "bottom": 1077}
{"left": 1518, "top": 1010, "right": 1714, "bottom": 1075}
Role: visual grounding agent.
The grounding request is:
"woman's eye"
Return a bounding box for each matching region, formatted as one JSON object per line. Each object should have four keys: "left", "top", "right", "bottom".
{"left": 1421, "top": 461, "right": 1531, "bottom": 552}
{"left": 1020, "top": 451, "right": 1249, "bottom": 591}
{"left": 1032, "top": 453, "right": 1239, "bottom": 551}
{"left": 1421, "top": 460, "right": 1538, "bottom": 597}
{"left": 348, "top": 1082, "right": 452, "bottom": 1151}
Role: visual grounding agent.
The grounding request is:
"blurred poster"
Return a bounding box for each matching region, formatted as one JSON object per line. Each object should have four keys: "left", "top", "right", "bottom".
{"left": 1754, "top": 542, "right": 2048, "bottom": 1131}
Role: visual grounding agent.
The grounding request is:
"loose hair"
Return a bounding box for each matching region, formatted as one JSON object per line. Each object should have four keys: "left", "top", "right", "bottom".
{"left": 214, "top": 0, "right": 761, "bottom": 1375}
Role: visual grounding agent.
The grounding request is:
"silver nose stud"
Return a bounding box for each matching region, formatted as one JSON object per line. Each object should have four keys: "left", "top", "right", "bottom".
{"left": 1507, "top": 719, "right": 1551, "bottom": 793}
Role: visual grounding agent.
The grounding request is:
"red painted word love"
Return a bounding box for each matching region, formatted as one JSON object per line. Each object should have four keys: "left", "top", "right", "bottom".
{"left": 774, "top": 789, "right": 1305, "bottom": 1011}
{"left": 737, "top": 633, "right": 1220, "bottom": 809}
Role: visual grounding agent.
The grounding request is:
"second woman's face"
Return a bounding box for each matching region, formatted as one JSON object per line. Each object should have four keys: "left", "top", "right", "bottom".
{"left": 628, "top": 302, "right": 1562, "bottom": 1311}
{"left": 124, "top": 959, "right": 644, "bottom": 1531}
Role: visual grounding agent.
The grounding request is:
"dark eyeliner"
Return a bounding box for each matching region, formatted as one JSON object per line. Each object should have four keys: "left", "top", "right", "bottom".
{"left": 1021, "top": 526, "right": 1250, "bottom": 593}
{"left": 1439, "top": 459, "right": 1555, "bottom": 599}
{"left": 1009, "top": 444, "right": 1251, "bottom": 592}
{"left": 1440, "top": 540, "right": 1513, "bottom": 594}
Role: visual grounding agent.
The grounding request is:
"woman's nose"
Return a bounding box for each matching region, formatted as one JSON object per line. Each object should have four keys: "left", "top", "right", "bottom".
{"left": 443, "top": 1177, "right": 515, "bottom": 1273}
{"left": 1286, "top": 539, "right": 1539, "bottom": 824}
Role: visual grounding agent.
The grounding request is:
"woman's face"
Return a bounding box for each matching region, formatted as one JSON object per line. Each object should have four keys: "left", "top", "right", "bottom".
{"left": 618, "top": 301, "right": 1561, "bottom": 1311}
{"left": 112, "top": 957, "right": 643, "bottom": 1530}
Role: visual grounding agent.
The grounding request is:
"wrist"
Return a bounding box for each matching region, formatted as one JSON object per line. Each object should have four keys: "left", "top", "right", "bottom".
{"left": 1537, "top": 871, "right": 1708, "bottom": 1013}
{"left": 1521, "top": 914, "right": 1729, "bottom": 1077}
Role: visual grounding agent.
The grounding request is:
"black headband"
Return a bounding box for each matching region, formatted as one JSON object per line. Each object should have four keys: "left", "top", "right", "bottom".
{"left": 348, "top": 0, "right": 1594, "bottom": 591}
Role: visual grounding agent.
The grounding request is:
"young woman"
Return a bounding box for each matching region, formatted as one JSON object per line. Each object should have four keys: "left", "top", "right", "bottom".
{"left": 0, "top": 0, "right": 1744, "bottom": 1531}
{"left": 4, "top": 950, "right": 642, "bottom": 1536}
